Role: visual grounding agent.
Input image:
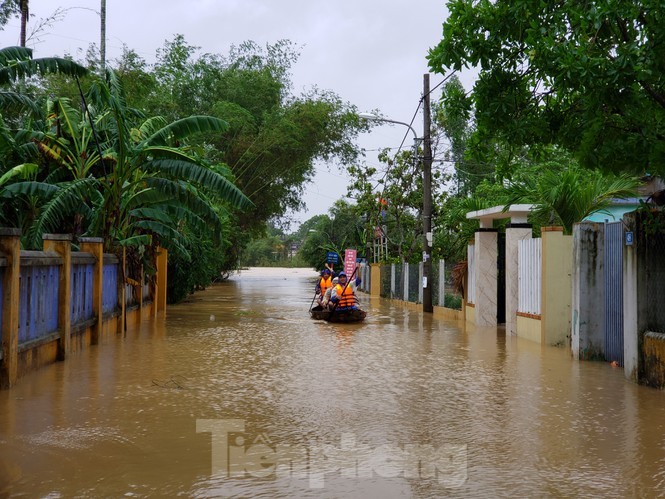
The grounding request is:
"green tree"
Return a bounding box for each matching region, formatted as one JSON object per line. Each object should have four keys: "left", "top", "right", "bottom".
{"left": 0, "top": 45, "right": 87, "bottom": 229}
{"left": 2, "top": 71, "right": 252, "bottom": 276}
{"left": 34, "top": 36, "right": 365, "bottom": 285}
{"left": 428, "top": 0, "right": 665, "bottom": 175}
{"left": 505, "top": 163, "right": 641, "bottom": 234}
{"left": 148, "top": 37, "right": 364, "bottom": 230}
{"left": 348, "top": 147, "right": 433, "bottom": 264}
{"left": 297, "top": 201, "right": 365, "bottom": 269}
{"left": 0, "top": 46, "right": 86, "bottom": 111}
{"left": 0, "top": 1, "right": 19, "bottom": 30}
{"left": 433, "top": 74, "right": 489, "bottom": 195}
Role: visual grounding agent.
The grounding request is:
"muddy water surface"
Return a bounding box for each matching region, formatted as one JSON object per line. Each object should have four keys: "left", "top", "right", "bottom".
{"left": 1, "top": 267, "right": 665, "bottom": 497}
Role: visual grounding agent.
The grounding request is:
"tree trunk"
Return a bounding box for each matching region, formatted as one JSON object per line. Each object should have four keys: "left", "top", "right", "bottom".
{"left": 19, "top": 0, "right": 27, "bottom": 47}
{"left": 100, "top": 0, "right": 106, "bottom": 73}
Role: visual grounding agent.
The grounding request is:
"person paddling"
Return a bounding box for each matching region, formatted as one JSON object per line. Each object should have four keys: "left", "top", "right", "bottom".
{"left": 329, "top": 271, "right": 361, "bottom": 311}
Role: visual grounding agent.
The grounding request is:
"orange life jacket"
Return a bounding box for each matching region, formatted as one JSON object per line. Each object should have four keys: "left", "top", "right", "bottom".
{"left": 319, "top": 276, "right": 332, "bottom": 296}
{"left": 333, "top": 283, "right": 355, "bottom": 308}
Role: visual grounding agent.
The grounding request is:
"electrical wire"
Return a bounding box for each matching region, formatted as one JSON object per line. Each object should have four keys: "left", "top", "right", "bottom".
{"left": 365, "top": 71, "right": 464, "bottom": 248}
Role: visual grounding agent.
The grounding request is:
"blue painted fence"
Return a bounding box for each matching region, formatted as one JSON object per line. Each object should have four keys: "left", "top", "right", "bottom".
{"left": 71, "top": 263, "right": 94, "bottom": 325}
{"left": 18, "top": 262, "right": 60, "bottom": 344}
{"left": 102, "top": 261, "right": 119, "bottom": 314}
{"left": 11, "top": 251, "right": 124, "bottom": 348}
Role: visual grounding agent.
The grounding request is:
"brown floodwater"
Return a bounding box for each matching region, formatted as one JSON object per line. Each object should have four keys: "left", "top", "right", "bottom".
{"left": 1, "top": 267, "right": 665, "bottom": 497}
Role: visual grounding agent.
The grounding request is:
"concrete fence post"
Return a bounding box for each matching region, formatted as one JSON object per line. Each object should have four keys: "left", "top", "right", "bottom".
{"left": 79, "top": 237, "right": 103, "bottom": 345}
{"left": 623, "top": 231, "right": 638, "bottom": 382}
{"left": 438, "top": 259, "right": 445, "bottom": 308}
{"left": 0, "top": 228, "right": 21, "bottom": 388}
{"left": 43, "top": 234, "right": 72, "bottom": 361}
{"left": 118, "top": 247, "right": 126, "bottom": 335}
{"left": 474, "top": 229, "right": 498, "bottom": 327}
{"left": 403, "top": 263, "right": 409, "bottom": 302}
{"left": 155, "top": 247, "right": 168, "bottom": 315}
{"left": 370, "top": 263, "right": 381, "bottom": 298}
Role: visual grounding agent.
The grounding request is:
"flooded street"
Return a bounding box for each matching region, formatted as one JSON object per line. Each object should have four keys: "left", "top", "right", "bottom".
{"left": 2, "top": 267, "right": 665, "bottom": 497}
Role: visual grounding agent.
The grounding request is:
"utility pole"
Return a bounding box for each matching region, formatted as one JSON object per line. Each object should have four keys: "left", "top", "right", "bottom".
{"left": 422, "top": 73, "right": 433, "bottom": 313}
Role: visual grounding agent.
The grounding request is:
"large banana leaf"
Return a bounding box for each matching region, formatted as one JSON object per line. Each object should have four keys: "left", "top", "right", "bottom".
{"left": 143, "top": 177, "right": 223, "bottom": 230}
{"left": 0, "top": 90, "right": 39, "bottom": 113}
{"left": 0, "top": 163, "right": 38, "bottom": 186}
{"left": 143, "top": 116, "right": 228, "bottom": 146}
{"left": 0, "top": 47, "right": 86, "bottom": 84}
{"left": 146, "top": 158, "right": 252, "bottom": 210}
{"left": 27, "top": 178, "right": 98, "bottom": 243}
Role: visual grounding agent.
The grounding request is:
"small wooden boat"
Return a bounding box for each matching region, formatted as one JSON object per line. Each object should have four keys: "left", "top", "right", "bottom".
{"left": 309, "top": 305, "right": 367, "bottom": 323}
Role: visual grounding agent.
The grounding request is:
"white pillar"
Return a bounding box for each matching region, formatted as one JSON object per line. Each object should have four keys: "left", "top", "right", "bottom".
{"left": 474, "top": 229, "right": 498, "bottom": 326}
{"left": 623, "top": 240, "right": 638, "bottom": 381}
{"left": 439, "top": 259, "right": 446, "bottom": 308}
{"left": 402, "top": 262, "right": 409, "bottom": 301}
{"left": 505, "top": 225, "right": 532, "bottom": 335}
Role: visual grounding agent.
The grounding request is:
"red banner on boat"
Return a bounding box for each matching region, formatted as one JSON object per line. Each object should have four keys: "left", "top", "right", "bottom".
{"left": 344, "top": 249, "right": 357, "bottom": 277}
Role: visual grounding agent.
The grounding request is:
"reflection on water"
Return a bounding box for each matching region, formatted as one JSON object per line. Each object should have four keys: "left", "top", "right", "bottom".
{"left": 1, "top": 267, "right": 665, "bottom": 497}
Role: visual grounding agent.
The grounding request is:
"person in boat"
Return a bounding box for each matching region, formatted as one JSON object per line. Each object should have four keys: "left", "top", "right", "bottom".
{"left": 321, "top": 277, "right": 339, "bottom": 309}
{"left": 324, "top": 262, "right": 337, "bottom": 277}
{"left": 315, "top": 268, "right": 333, "bottom": 307}
{"left": 329, "top": 271, "right": 362, "bottom": 311}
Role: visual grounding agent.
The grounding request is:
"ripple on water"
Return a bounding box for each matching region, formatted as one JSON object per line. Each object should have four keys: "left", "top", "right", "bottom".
{"left": 21, "top": 425, "right": 131, "bottom": 450}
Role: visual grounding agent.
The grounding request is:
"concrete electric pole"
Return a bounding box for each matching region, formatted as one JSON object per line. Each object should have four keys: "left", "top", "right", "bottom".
{"left": 422, "top": 73, "right": 433, "bottom": 313}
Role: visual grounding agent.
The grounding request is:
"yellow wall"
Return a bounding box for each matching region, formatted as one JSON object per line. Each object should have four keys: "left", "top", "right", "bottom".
{"left": 541, "top": 228, "right": 573, "bottom": 346}
{"left": 433, "top": 306, "right": 464, "bottom": 321}
{"left": 465, "top": 304, "right": 475, "bottom": 324}
{"left": 517, "top": 315, "right": 542, "bottom": 343}
{"left": 370, "top": 264, "right": 381, "bottom": 297}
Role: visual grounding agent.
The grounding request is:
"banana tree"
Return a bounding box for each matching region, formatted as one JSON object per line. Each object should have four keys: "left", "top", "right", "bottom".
{"left": 0, "top": 46, "right": 86, "bottom": 110}
{"left": 0, "top": 45, "right": 86, "bottom": 229}
{"left": 15, "top": 71, "right": 252, "bottom": 260}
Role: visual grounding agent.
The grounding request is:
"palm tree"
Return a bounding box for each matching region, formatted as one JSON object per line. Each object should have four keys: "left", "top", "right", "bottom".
{"left": 505, "top": 167, "right": 641, "bottom": 234}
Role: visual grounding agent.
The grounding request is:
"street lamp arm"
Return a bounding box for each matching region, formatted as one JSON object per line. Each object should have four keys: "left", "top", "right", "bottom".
{"left": 358, "top": 113, "right": 419, "bottom": 142}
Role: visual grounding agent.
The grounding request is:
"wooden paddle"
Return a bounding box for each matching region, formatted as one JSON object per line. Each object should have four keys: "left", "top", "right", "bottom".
{"left": 309, "top": 287, "right": 319, "bottom": 312}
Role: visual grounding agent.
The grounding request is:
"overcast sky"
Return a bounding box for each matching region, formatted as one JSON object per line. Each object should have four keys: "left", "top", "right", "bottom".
{"left": 0, "top": 1, "right": 472, "bottom": 226}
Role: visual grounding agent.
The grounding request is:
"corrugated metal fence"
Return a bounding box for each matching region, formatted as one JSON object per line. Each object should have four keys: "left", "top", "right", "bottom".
{"left": 518, "top": 238, "right": 542, "bottom": 315}
{"left": 604, "top": 221, "right": 624, "bottom": 365}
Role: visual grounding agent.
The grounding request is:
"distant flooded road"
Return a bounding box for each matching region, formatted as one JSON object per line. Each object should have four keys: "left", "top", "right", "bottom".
{"left": 1, "top": 267, "right": 665, "bottom": 497}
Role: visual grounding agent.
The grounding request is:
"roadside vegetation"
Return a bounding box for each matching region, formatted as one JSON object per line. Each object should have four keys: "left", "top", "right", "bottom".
{"left": 0, "top": 31, "right": 366, "bottom": 302}
{"left": 2, "top": 2, "right": 660, "bottom": 302}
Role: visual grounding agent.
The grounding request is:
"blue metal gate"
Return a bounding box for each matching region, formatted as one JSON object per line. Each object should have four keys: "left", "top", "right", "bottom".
{"left": 604, "top": 221, "right": 624, "bottom": 365}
